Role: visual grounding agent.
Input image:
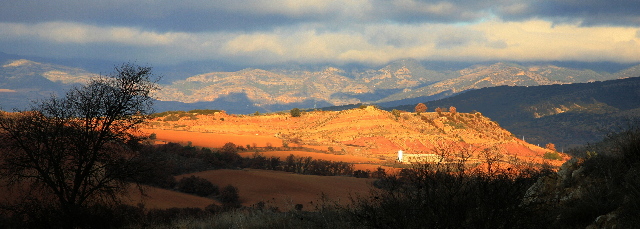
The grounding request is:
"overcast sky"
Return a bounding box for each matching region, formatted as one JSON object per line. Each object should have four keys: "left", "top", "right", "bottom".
{"left": 1, "top": 0, "right": 639, "bottom": 67}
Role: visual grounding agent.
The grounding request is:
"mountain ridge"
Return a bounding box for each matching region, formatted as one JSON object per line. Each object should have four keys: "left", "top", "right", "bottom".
{"left": 1, "top": 56, "right": 640, "bottom": 114}
{"left": 155, "top": 60, "right": 640, "bottom": 113}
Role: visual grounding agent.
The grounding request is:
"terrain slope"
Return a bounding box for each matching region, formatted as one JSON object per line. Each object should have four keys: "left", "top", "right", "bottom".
{"left": 408, "top": 77, "right": 640, "bottom": 149}
{"left": 145, "top": 106, "right": 567, "bottom": 168}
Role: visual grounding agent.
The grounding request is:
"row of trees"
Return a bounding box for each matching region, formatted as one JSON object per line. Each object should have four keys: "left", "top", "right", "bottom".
{"left": 414, "top": 103, "right": 457, "bottom": 115}
{"left": 351, "top": 162, "right": 552, "bottom": 228}
{"left": 135, "top": 142, "right": 360, "bottom": 189}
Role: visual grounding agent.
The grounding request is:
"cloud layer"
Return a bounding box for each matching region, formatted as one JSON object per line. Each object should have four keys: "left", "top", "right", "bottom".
{"left": 1, "top": 0, "right": 639, "bottom": 66}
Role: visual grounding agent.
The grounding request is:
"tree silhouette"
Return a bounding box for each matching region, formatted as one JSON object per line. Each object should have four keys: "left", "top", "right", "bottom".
{"left": 219, "top": 185, "right": 240, "bottom": 209}
{"left": 480, "top": 146, "right": 504, "bottom": 175}
{"left": 0, "top": 63, "right": 159, "bottom": 228}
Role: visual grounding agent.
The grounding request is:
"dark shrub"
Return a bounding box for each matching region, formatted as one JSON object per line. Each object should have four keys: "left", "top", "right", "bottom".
{"left": 219, "top": 185, "right": 240, "bottom": 209}
{"left": 290, "top": 108, "right": 301, "bottom": 117}
{"left": 353, "top": 169, "right": 370, "bottom": 178}
{"left": 176, "top": 175, "right": 219, "bottom": 197}
{"left": 351, "top": 163, "right": 548, "bottom": 228}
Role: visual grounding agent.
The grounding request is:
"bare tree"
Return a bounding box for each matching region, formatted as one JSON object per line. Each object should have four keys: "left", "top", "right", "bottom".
{"left": 0, "top": 63, "right": 159, "bottom": 227}
{"left": 545, "top": 142, "right": 557, "bottom": 152}
{"left": 449, "top": 106, "right": 457, "bottom": 115}
{"left": 415, "top": 103, "right": 427, "bottom": 115}
{"left": 480, "top": 146, "right": 504, "bottom": 175}
{"left": 435, "top": 107, "right": 443, "bottom": 116}
{"left": 432, "top": 138, "right": 458, "bottom": 163}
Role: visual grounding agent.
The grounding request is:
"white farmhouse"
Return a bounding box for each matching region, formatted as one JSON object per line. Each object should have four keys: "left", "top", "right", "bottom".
{"left": 397, "top": 150, "right": 442, "bottom": 163}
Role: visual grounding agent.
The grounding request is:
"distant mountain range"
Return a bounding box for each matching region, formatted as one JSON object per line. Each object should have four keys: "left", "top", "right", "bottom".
{"left": 2, "top": 55, "right": 640, "bottom": 150}
{"left": 0, "top": 59, "right": 96, "bottom": 110}
{"left": 154, "top": 60, "right": 640, "bottom": 113}
{"left": 1, "top": 55, "right": 639, "bottom": 114}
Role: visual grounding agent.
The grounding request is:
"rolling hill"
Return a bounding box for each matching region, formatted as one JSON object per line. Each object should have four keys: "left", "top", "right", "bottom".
{"left": 146, "top": 106, "right": 567, "bottom": 168}
{"left": 395, "top": 77, "right": 640, "bottom": 150}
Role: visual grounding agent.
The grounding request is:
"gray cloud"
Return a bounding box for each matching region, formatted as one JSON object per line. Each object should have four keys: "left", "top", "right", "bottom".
{"left": 2, "top": 0, "right": 638, "bottom": 31}
{"left": 0, "top": 0, "right": 639, "bottom": 66}
{"left": 497, "top": 0, "right": 640, "bottom": 26}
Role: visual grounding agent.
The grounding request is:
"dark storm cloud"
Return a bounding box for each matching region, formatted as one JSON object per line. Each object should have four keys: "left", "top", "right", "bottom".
{"left": 0, "top": 0, "right": 309, "bottom": 32}
{"left": 369, "top": 0, "right": 495, "bottom": 23}
{"left": 2, "top": 0, "right": 638, "bottom": 32}
{"left": 497, "top": 0, "right": 640, "bottom": 26}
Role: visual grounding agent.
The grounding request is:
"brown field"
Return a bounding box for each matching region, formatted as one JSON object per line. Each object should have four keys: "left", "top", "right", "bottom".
{"left": 0, "top": 182, "right": 219, "bottom": 210}
{"left": 126, "top": 185, "right": 219, "bottom": 209}
{"left": 176, "top": 169, "right": 373, "bottom": 211}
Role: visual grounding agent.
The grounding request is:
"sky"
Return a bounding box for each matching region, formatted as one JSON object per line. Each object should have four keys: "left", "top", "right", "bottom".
{"left": 1, "top": 0, "right": 640, "bottom": 67}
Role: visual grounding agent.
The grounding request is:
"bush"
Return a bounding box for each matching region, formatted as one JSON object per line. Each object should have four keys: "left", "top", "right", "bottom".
{"left": 414, "top": 103, "right": 427, "bottom": 114}
{"left": 353, "top": 170, "right": 370, "bottom": 178}
{"left": 219, "top": 185, "right": 241, "bottom": 209}
{"left": 543, "top": 151, "right": 563, "bottom": 160}
{"left": 176, "top": 175, "right": 219, "bottom": 197}
{"left": 290, "top": 108, "right": 301, "bottom": 117}
{"left": 391, "top": 109, "right": 402, "bottom": 119}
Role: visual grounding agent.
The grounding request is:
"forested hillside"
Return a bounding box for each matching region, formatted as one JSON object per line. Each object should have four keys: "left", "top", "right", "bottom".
{"left": 395, "top": 77, "right": 640, "bottom": 149}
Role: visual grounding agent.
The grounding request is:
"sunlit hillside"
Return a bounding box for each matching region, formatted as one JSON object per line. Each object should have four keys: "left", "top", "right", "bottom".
{"left": 145, "top": 106, "right": 568, "bottom": 169}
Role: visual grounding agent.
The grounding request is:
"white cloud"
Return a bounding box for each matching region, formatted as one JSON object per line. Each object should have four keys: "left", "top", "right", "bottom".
{"left": 0, "top": 22, "right": 189, "bottom": 46}
{"left": 472, "top": 19, "right": 640, "bottom": 62}
{"left": 1, "top": 19, "right": 639, "bottom": 65}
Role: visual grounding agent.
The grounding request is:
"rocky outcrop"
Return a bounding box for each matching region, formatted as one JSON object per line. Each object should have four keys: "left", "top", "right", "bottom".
{"left": 522, "top": 157, "right": 625, "bottom": 228}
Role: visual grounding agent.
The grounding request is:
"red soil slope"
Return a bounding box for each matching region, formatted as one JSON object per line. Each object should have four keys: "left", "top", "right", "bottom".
{"left": 147, "top": 129, "right": 283, "bottom": 148}
{"left": 145, "top": 107, "right": 569, "bottom": 167}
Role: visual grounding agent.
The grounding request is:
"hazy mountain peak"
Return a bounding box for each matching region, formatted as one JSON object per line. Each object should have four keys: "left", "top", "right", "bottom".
{"left": 2, "top": 59, "right": 38, "bottom": 68}
{"left": 615, "top": 64, "right": 640, "bottom": 78}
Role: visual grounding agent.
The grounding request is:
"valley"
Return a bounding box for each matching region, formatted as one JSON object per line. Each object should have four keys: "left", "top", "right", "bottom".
{"left": 1, "top": 57, "right": 638, "bottom": 228}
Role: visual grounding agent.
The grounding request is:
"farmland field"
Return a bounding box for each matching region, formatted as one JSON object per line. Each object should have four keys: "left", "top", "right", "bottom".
{"left": 176, "top": 169, "right": 373, "bottom": 211}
